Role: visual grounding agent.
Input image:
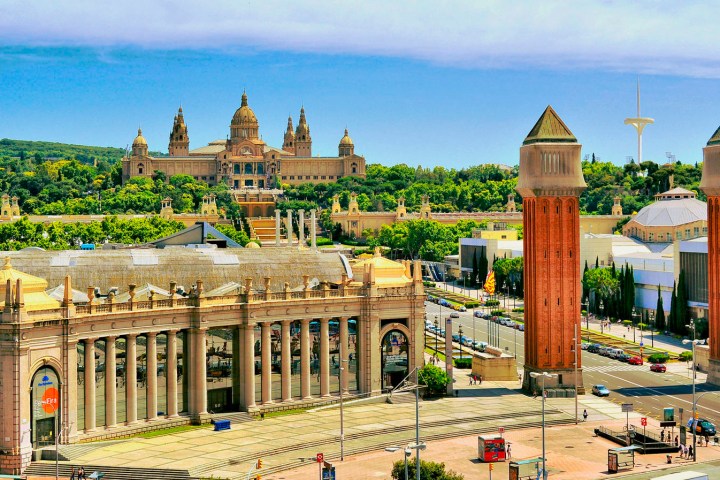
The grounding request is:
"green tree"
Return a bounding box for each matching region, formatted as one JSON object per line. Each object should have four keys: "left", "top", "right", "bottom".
{"left": 417, "top": 364, "right": 451, "bottom": 396}
{"left": 655, "top": 284, "right": 666, "bottom": 331}
{"left": 391, "top": 459, "right": 464, "bottom": 480}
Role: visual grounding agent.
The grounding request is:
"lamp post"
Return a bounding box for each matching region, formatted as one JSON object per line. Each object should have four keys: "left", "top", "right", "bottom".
{"left": 434, "top": 318, "right": 439, "bottom": 355}
{"left": 529, "top": 371, "right": 557, "bottom": 480}
{"left": 649, "top": 311, "right": 655, "bottom": 348}
{"left": 338, "top": 347, "right": 348, "bottom": 461}
{"left": 385, "top": 443, "right": 426, "bottom": 480}
{"left": 599, "top": 300, "right": 605, "bottom": 334}
{"left": 631, "top": 307, "right": 639, "bottom": 343}
{"left": 683, "top": 327, "right": 699, "bottom": 462}
{"left": 582, "top": 297, "right": 589, "bottom": 342}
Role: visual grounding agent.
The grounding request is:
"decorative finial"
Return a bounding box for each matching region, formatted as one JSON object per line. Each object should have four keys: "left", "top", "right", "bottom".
{"left": 374, "top": 246, "right": 381, "bottom": 257}
{"left": 3, "top": 257, "right": 11, "bottom": 270}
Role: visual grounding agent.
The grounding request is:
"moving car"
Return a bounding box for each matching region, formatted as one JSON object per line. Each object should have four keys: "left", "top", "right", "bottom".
{"left": 450, "top": 312, "right": 460, "bottom": 318}
{"left": 687, "top": 418, "right": 717, "bottom": 436}
{"left": 650, "top": 363, "right": 667, "bottom": 373}
{"left": 628, "top": 356, "right": 643, "bottom": 365}
{"left": 592, "top": 384, "right": 610, "bottom": 397}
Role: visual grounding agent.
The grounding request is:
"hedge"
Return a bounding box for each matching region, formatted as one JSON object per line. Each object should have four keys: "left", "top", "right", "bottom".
{"left": 453, "top": 358, "right": 473, "bottom": 369}
{"left": 485, "top": 299, "right": 500, "bottom": 307}
{"left": 648, "top": 353, "right": 670, "bottom": 364}
{"left": 490, "top": 310, "right": 504, "bottom": 316}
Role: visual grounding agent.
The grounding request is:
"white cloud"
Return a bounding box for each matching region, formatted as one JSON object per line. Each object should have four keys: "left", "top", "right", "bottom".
{"left": 1, "top": 0, "right": 719, "bottom": 76}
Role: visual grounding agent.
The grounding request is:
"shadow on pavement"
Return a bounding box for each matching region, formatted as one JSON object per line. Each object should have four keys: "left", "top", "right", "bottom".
{"left": 615, "top": 383, "right": 720, "bottom": 397}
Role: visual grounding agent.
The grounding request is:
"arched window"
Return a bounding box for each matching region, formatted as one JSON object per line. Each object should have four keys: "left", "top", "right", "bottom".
{"left": 244, "top": 163, "right": 253, "bottom": 175}
{"left": 31, "top": 366, "right": 60, "bottom": 448}
{"left": 137, "top": 163, "right": 144, "bottom": 175}
{"left": 351, "top": 162, "right": 358, "bottom": 174}
{"left": 257, "top": 164, "right": 264, "bottom": 175}
{"left": 234, "top": 164, "right": 241, "bottom": 175}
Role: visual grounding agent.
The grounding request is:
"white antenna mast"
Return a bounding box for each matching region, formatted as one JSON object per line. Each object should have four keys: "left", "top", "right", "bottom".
{"left": 624, "top": 77, "right": 654, "bottom": 164}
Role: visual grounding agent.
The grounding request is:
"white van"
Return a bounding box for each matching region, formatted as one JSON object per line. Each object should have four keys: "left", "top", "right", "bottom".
{"left": 608, "top": 348, "right": 624, "bottom": 359}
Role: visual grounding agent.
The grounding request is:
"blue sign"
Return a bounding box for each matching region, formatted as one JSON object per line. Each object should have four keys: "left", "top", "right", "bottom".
{"left": 639, "top": 342, "right": 644, "bottom": 347}
{"left": 38, "top": 375, "right": 54, "bottom": 387}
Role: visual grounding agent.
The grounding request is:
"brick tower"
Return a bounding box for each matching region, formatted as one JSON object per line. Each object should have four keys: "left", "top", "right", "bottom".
{"left": 168, "top": 107, "right": 189, "bottom": 157}
{"left": 699, "top": 125, "right": 720, "bottom": 384}
{"left": 517, "top": 106, "right": 587, "bottom": 393}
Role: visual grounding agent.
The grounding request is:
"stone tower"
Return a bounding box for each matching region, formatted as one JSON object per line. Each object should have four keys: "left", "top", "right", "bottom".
{"left": 339, "top": 129, "right": 354, "bottom": 157}
{"left": 396, "top": 196, "right": 407, "bottom": 219}
{"left": 699, "top": 125, "right": 720, "bottom": 384}
{"left": 419, "top": 195, "right": 432, "bottom": 219}
{"left": 294, "top": 107, "right": 312, "bottom": 157}
{"left": 516, "top": 106, "right": 587, "bottom": 393}
{"left": 331, "top": 195, "right": 341, "bottom": 214}
{"left": 506, "top": 194, "right": 516, "bottom": 213}
{"left": 611, "top": 196, "right": 623, "bottom": 216}
{"left": 160, "top": 197, "right": 174, "bottom": 220}
{"left": 283, "top": 116, "right": 295, "bottom": 154}
{"left": 348, "top": 193, "right": 359, "bottom": 214}
{"left": 168, "top": 107, "right": 189, "bottom": 156}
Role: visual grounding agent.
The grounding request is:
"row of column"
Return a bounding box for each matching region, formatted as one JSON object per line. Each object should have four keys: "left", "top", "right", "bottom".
{"left": 275, "top": 209, "right": 317, "bottom": 248}
{"left": 245, "top": 317, "right": 352, "bottom": 409}
{"left": 82, "top": 330, "right": 191, "bottom": 432}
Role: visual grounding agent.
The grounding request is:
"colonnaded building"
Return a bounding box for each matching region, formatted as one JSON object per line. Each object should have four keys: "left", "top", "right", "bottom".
{"left": 0, "top": 239, "right": 424, "bottom": 474}
{"left": 121, "top": 92, "right": 367, "bottom": 188}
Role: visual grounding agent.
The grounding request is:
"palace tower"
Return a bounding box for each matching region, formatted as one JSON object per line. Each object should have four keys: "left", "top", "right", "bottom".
{"left": 517, "top": 106, "right": 586, "bottom": 392}
{"left": 699, "top": 125, "right": 720, "bottom": 384}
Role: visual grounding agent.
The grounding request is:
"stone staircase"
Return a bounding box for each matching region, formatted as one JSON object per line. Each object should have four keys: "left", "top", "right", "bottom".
{"left": 25, "top": 463, "right": 198, "bottom": 480}
{"left": 39, "top": 440, "right": 125, "bottom": 461}
{"left": 210, "top": 411, "right": 255, "bottom": 424}
{"left": 248, "top": 217, "right": 288, "bottom": 244}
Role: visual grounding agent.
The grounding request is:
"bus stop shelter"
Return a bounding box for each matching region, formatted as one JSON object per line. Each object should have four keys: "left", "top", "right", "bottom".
{"left": 508, "top": 457, "right": 542, "bottom": 480}
{"left": 608, "top": 445, "right": 640, "bottom": 474}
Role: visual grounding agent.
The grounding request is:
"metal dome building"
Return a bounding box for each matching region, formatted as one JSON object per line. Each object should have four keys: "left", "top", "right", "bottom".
{"left": 623, "top": 187, "right": 708, "bottom": 243}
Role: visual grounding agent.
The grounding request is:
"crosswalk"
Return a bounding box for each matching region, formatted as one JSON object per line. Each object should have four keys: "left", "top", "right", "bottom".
{"left": 583, "top": 364, "right": 645, "bottom": 373}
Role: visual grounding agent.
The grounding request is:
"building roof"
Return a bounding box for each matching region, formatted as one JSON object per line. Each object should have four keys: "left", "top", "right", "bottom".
{"left": 523, "top": 105, "right": 577, "bottom": 145}
{"left": 708, "top": 125, "right": 720, "bottom": 146}
{"left": 0, "top": 258, "right": 61, "bottom": 311}
{"left": 631, "top": 191, "right": 707, "bottom": 227}
{"left": 584, "top": 233, "right": 652, "bottom": 256}
{"left": 350, "top": 248, "right": 412, "bottom": 287}
{"left": 190, "top": 144, "right": 226, "bottom": 155}
{"left": 146, "top": 222, "right": 242, "bottom": 248}
{"left": 263, "top": 145, "right": 294, "bottom": 156}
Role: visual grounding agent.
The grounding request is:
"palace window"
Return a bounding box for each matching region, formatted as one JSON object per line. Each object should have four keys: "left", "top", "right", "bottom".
{"left": 351, "top": 162, "right": 358, "bottom": 174}
{"left": 234, "top": 164, "right": 241, "bottom": 175}
{"left": 137, "top": 163, "right": 144, "bottom": 174}
{"left": 245, "top": 163, "right": 253, "bottom": 174}
{"left": 257, "top": 164, "right": 265, "bottom": 175}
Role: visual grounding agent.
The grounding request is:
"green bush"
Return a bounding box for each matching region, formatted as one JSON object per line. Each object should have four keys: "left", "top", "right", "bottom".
{"left": 464, "top": 301, "right": 480, "bottom": 308}
{"left": 453, "top": 358, "right": 472, "bottom": 369}
{"left": 638, "top": 323, "right": 647, "bottom": 330}
{"left": 679, "top": 351, "right": 693, "bottom": 362}
{"left": 648, "top": 353, "right": 670, "bottom": 364}
{"left": 391, "top": 458, "right": 464, "bottom": 480}
{"left": 423, "top": 281, "right": 436, "bottom": 288}
{"left": 417, "top": 364, "right": 451, "bottom": 396}
{"left": 490, "top": 309, "right": 504, "bottom": 316}
{"left": 512, "top": 307, "right": 524, "bottom": 313}
{"left": 622, "top": 320, "right": 632, "bottom": 327}
{"left": 307, "top": 237, "right": 334, "bottom": 246}
{"left": 485, "top": 299, "right": 500, "bottom": 307}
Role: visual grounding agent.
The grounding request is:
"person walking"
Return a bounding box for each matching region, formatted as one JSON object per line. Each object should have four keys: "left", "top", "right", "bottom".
{"left": 69, "top": 466, "right": 76, "bottom": 480}
{"left": 689, "top": 445, "right": 694, "bottom": 460}
{"left": 661, "top": 430, "right": 665, "bottom": 442}
{"left": 675, "top": 435, "right": 679, "bottom": 446}
{"left": 78, "top": 466, "right": 85, "bottom": 480}
{"left": 582, "top": 409, "right": 588, "bottom": 422}
{"left": 506, "top": 443, "right": 512, "bottom": 459}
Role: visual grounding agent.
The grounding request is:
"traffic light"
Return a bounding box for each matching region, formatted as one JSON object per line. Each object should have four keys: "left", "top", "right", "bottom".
{"left": 695, "top": 412, "right": 699, "bottom": 420}
{"left": 257, "top": 458, "right": 263, "bottom": 469}
{"left": 489, "top": 463, "right": 494, "bottom": 471}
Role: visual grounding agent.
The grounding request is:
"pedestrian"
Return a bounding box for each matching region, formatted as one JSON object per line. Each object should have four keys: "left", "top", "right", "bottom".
{"left": 661, "top": 430, "right": 665, "bottom": 442}
{"left": 506, "top": 443, "right": 512, "bottom": 459}
{"left": 78, "top": 466, "right": 85, "bottom": 480}
{"left": 689, "top": 445, "right": 694, "bottom": 460}
{"left": 705, "top": 434, "right": 710, "bottom": 446}
{"left": 70, "top": 466, "right": 76, "bottom": 480}
{"left": 533, "top": 389, "right": 538, "bottom": 399}
{"left": 478, "top": 374, "right": 482, "bottom": 385}
{"left": 469, "top": 375, "right": 473, "bottom": 385}
{"left": 674, "top": 435, "right": 679, "bottom": 446}
{"left": 582, "top": 409, "right": 588, "bottom": 422}
{"left": 680, "top": 444, "right": 685, "bottom": 459}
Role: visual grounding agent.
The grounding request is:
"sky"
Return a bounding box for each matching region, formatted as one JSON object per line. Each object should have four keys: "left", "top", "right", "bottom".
{"left": 1, "top": 1, "right": 719, "bottom": 169}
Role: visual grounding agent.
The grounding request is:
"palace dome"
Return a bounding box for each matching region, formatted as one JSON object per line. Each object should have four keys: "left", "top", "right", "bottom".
{"left": 231, "top": 92, "right": 258, "bottom": 126}
{"left": 632, "top": 188, "right": 706, "bottom": 227}
{"left": 339, "top": 129, "right": 353, "bottom": 146}
{"left": 133, "top": 128, "right": 147, "bottom": 147}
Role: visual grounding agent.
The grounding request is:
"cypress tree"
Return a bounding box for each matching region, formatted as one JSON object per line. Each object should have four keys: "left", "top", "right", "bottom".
{"left": 655, "top": 284, "right": 666, "bottom": 331}
{"left": 582, "top": 260, "right": 590, "bottom": 306}
{"left": 479, "top": 247, "right": 488, "bottom": 286}
{"left": 472, "top": 250, "right": 479, "bottom": 286}
{"left": 677, "top": 269, "right": 689, "bottom": 335}
{"left": 595, "top": 256, "right": 599, "bottom": 269}
{"left": 669, "top": 281, "right": 678, "bottom": 334}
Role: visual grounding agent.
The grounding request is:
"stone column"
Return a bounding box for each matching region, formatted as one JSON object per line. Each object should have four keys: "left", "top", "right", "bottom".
{"left": 166, "top": 330, "right": 178, "bottom": 417}
{"left": 275, "top": 209, "right": 281, "bottom": 246}
{"left": 146, "top": 332, "right": 158, "bottom": 420}
{"left": 243, "top": 325, "right": 256, "bottom": 409}
{"left": 105, "top": 336, "right": 117, "bottom": 428}
{"left": 232, "top": 327, "right": 242, "bottom": 408}
{"left": 320, "top": 318, "right": 330, "bottom": 397}
{"left": 84, "top": 338, "right": 96, "bottom": 432}
{"left": 126, "top": 334, "right": 137, "bottom": 424}
{"left": 261, "top": 322, "right": 273, "bottom": 404}
{"left": 310, "top": 209, "right": 317, "bottom": 249}
{"left": 300, "top": 319, "right": 311, "bottom": 399}
{"left": 281, "top": 320, "right": 292, "bottom": 401}
{"left": 339, "top": 318, "right": 349, "bottom": 394}
{"left": 298, "top": 209, "right": 305, "bottom": 247}
{"left": 286, "top": 209, "right": 293, "bottom": 246}
{"left": 193, "top": 328, "right": 208, "bottom": 416}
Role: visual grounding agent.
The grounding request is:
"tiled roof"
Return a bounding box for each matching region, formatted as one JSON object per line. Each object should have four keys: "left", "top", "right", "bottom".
{"left": 523, "top": 105, "right": 577, "bottom": 145}
{"left": 708, "top": 125, "right": 720, "bottom": 146}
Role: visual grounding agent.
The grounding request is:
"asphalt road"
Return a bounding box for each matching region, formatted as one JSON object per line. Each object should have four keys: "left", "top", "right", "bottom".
{"left": 423, "top": 301, "right": 720, "bottom": 433}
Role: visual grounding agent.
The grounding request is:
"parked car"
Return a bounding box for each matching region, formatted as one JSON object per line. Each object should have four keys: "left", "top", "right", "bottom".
{"left": 650, "top": 363, "right": 667, "bottom": 373}
{"left": 580, "top": 343, "right": 590, "bottom": 350}
{"left": 517, "top": 324, "right": 525, "bottom": 331}
{"left": 608, "top": 348, "right": 624, "bottom": 359}
{"left": 628, "top": 356, "right": 643, "bottom": 365}
{"left": 473, "top": 341, "right": 488, "bottom": 351}
{"left": 687, "top": 418, "right": 717, "bottom": 436}
{"left": 450, "top": 312, "right": 460, "bottom": 318}
{"left": 452, "top": 334, "right": 461, "bottom": 342}
{"left": 587, "top": 344, "right": 602, "bottom": 353}
{"left": 474, "top": 311, "right": 483, "bottom": 318}
{"left": 617, "top": 353, "right": 631, "bottom": 362}
{"left": 592, "top": 385, "right": 610, "bottom": 397}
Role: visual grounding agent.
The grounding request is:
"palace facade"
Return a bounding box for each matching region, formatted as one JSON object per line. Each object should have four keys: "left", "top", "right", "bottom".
{"left": 121, "top": 93, "right": 366, "bottom": 188}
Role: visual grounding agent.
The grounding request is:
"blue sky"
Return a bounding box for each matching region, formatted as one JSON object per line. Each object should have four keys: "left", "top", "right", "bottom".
{"left": 1, "top": 1, "right": 719, "bottom": 168}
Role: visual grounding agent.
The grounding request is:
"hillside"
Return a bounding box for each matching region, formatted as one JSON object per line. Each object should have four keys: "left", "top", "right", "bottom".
{"left": 0, "top": 138, "right": 165, "bottom": 165}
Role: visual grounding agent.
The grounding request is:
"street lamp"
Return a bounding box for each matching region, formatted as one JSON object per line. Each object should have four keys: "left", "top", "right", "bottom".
{"left": 649, "top": 311, "right": 655, "bottom": 348}
{"left": 385, "top": 443, "right": 426, "bottom": 480}
{"left": 529, "top": 371, "right": 557, "bottom": 480}
{"left": 631, "top": 307, "right": 639, "bottom": 343}
{"left": 338, "top": 347, "right": 348, "bottom": 461}
{"left": 599, "top": 300, "right": 605, "bottom": 334}
{"left": 683, "top": 327, "right": 699, "bottom": 462}
{"left": 582, "top": 296, "right": 589, "bottom": 342}
{"left": 434, "top": 318, "right": 439, "bottom": 355}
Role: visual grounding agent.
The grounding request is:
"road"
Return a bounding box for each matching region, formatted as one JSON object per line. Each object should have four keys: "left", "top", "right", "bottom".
{"left": 423, "top": 301, "right": 720, "bottom": 434}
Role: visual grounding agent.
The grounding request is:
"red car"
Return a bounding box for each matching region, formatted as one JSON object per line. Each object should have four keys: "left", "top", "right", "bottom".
{"left": 650, "top": 363, "right": 667, "bottom": 373}
{"left": 628, "top": 356, "right": 643, "bottom": 365}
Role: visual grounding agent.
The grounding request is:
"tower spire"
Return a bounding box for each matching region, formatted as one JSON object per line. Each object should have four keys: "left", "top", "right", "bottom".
{"left": 624, "top": 78, "right": 654, "bottom": 164}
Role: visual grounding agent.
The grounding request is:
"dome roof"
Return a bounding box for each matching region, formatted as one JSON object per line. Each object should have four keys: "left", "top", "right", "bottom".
{"left": 231, "top": 92, "right": 258, "bottom": 125}
{"left": 246, "top": 241, "right": 261, "bottom": 249}
{"left": 350, "top": 248, "right": 412, "bottom": 287}
{"left": 339, "top": 129, "right": 353, "bottom": 146}
{"left": 133, "top": 128, "right": 147, "bottom": 146}
{"left": 632, "top": 189, "right": 707, "bottom": 227}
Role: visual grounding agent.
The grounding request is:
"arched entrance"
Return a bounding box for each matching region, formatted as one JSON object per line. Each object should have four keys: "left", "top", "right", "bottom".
{"left": 30, "top": 366, "right": 61, "bottom": 449}
{"left": 381, "top": 330, "right": 409, "bottom": 391}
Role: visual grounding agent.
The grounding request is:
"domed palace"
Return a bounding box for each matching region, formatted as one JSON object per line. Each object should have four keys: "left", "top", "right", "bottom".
{"left": 623, "top": 187, "right": 708, "bottom": 243}
{"left": 121, "top": 92, "right": 366, "bottom": 189}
